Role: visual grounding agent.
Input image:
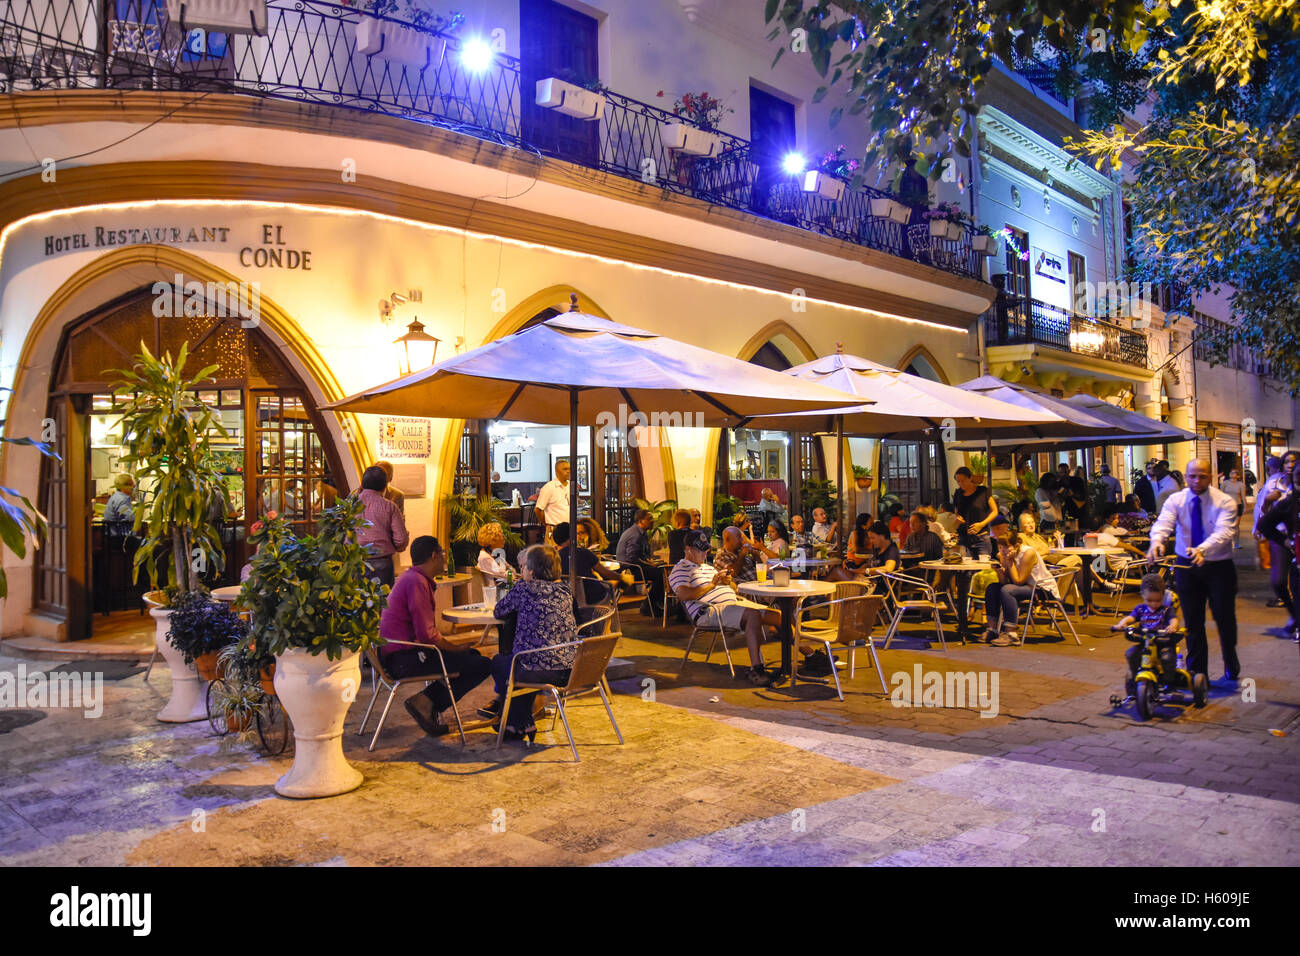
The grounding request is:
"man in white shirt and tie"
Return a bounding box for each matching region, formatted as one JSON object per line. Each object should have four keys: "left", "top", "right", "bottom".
{"left": 534, "top": 459, "right": 571, "bottom": 539}
{"left": 1147, "top": 459, "right": 1241, "bottom": 684}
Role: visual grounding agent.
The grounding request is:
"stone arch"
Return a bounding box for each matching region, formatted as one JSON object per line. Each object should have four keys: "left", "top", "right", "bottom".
{"left": 895, "top": 344, "right": 950, "bottom": 383}
{"left": 0, "top": 245, "right": 366, "bottom": 635}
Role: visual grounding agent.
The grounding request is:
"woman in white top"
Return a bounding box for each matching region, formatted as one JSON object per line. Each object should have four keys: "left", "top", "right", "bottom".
{"left": 1220, "top": 468, "right": 1246, "bottom": 544}
{"left": 983, "top": 524, "right": 1059, "bottom": 645}
{"left": 1034, "top": 473, "right": 1063, "bottom": 527}
{"left": 476, "top": 522, "right": 512, "bottom": 582}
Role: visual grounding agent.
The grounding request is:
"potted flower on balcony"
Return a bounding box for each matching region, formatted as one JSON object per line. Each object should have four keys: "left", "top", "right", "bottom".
{"left": 536, "top": 67, "right": 608, "bottom": 120}
{"left": 852, "top": 464, "right": 874, "bottom": 490}
{"left": 240, "top": 499, "right": 387, "bottom": 798}
{"left": 925, "top": 202, "right": 969, "bottom": 240}
{"left": 113, "top": 343, "right": 232, "bottom": 723}
{"left": 803, "top": 145, "right": 857, "bottom": 202}
{"left": 971, "top": 224, "right": 1002, "bottom": 255}
{"left": 350, "top": 1, "right": 464, "bottom": 70}
{"left": 658, "top": 90, "right": 732, "bottom": 157}
{"left": 164, "top": 0, "right": 268, "bottom": 35}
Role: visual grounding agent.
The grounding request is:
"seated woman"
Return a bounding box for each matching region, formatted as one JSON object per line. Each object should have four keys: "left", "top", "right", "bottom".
{"left": 886, "top": 504, "right": 908, "bottom": 542}
{"left": 483, "top": 545, "right": 579, "bottom": 742}
{"left": 764, "top": 518, "right": 790, "bottom": 557}
{"left": 476, "top": 521, "right": 513, "bottom": 583}
{"left": 855, "top": 521, "right": 899, "bottom": 577}
{"left": 844, "top": 513, "right": 875, "bottom": 572}
{"left": 1123, "top": 493, "right": 1147, "bottom": 518}
{"left": 984, "top": 522, "right": 1060, "bottom": 645}
{"left": 554, "top": 520, "right": 623, "bottom": 604}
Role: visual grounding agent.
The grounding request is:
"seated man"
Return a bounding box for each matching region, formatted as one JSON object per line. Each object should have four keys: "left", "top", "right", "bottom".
{"left": 616, "top": 509, "right": 664, "bottom": 614}
{"left": 809, "top": 507, "right": 839, "bottom": 549}
{"left": 378, "top": 535, "right": 492, "bottom": 737}
{"left": 669, "top": 529, "right": 781, "bottom": 687}
{"left": 713, "top": 525, "right": 760, "bottom": 582}
{"left": 903, "top": 510, "right": 944, "bottom": 561}
{"left": 788, "top": 513, "right": 809, "bottom": 551}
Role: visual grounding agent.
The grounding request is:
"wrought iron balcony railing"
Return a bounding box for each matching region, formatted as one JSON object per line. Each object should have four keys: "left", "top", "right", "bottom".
{"left": 985, "top": 294, "right": 1149, "bottom": 369}
{"left": 0, "top": 0, "right": 980, "bottom": 279}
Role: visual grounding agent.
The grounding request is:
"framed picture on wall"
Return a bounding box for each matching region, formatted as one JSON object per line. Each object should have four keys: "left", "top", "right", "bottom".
{"left": 504, "top": 452, "right": 521, "bottom": 473}
{"left": 765, "top": 449, "right": 780, "bottom": 478}
{"left": 551, "top": 455, "right": 590, "bottom": 494}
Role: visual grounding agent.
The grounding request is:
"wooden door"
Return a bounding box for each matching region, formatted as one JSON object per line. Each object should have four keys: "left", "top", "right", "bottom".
{"left": 519, "top": 0, "right": 600, "bottom": 166}
{"left": 749, "top": 86, "right": 796, "bottom": 215}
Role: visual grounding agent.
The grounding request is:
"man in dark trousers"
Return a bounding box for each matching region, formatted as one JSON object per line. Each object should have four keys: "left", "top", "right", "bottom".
{"left": 1147, "top": 459, "right": 1242, "bottom": 684}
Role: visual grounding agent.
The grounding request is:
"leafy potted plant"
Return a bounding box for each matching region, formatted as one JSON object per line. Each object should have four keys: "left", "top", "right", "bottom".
{"left": 924, "top": 201, "right": 969, "bottom": 240}
{"left": 165, "top": 587, "right": 248, "bottom": 681}
{"left": 852, "top": 464, "right": 873, "bottom": 490}
{"left": 240, "top": 498, "right": 387, "bottom": 798}
{"left": 0, "top": 392, "right": 54, "bottom": 600}
{"left": 164, "top": 0, "right": 268, "bottom": 35}
{"left": 114, "top": 343, "right": 232, "bottom": 723}
{"left": 631, "top": 496, "right": 679, "bottom": 548}
{"left": 443, "top": 489, "right": 522, "bottom": 570}
{"left": 536, "top": 67, "right": 608, "bottom": 120}
{"left": 968, "top": 452, "right": 989, "bottom": 484}
{"left": 658, "top": 90, "right": 732, "bottom": 156}
{"left": 712, "top": 493, "right": 745, "bottom": 538}
{"left": 210, "top": 644, "right": 264, "bottom": 740}
{"left": 972, "top": 224, "right": 1002, "bottom": 255}
{"left": 803, "top": 145, "right": 857, "bottom": 201}
{"left": 350, "top": 1, "right": 464, "bottom": 70}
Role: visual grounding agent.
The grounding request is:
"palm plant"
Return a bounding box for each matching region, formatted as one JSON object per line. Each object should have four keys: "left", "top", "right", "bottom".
{"left": 112, "top": 343, "right": 231, "bottom": 595}
{"left": 993, "top": 469, "right": 1039, "bottom": 506}
{"left": 631, "top": 496, "right": 678, "bottom": 546}
{"left": 0, "top": 389, "right": 55, "bottom": 598}
{"left": 444, "top": 490, "right": 522, "bottom": 565}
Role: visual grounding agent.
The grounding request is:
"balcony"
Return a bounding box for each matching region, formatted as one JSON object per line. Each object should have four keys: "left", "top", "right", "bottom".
{"left": 0, "top": 0, "right": 980, "bottom": 280}
{"left": 985, "top": 294, "right": 1149, "bottom": 369}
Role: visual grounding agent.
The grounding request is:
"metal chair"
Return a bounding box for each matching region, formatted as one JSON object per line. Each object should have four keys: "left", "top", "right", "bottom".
{"left": 678, "top": 601, "right": 744, "bottom": 677}
{"left": 878, "top": 571, "right": 949, "bottom": 650}
{"left": 356, "top": 639, "right": 468, "bottom": 751}
{"left": 1019, "top": 569, "right": 1082, "bottom": 645}
{"left": 794, "top": 585, "right": 887, "bottom": 699}
{"left": 496, "top": 633, "right": 624, "bottom": 762}
{"left": 661, "top": 564, "right": 683, "bottom": 627}
{"left": 1106, "top": 555, "right": 1158, "bottom": 617}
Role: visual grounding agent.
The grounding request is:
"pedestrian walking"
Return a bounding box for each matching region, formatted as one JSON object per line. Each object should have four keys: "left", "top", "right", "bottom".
{"left": 1147, "top": 459, "right": 1242, "bottom": 684}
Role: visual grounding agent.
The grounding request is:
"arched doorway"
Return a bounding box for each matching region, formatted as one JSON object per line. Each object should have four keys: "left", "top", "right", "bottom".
{"left": 451, "top": 305, "right": 644, "bottom": 548}
{"left": 35, "top": 287, "right": 346, "bottom": 641}
{"left": 877, "top": 351, "right": 950, "bottom": 513}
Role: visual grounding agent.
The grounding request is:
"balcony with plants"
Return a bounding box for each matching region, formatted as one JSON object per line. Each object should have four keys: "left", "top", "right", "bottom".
{"left": 2, "top": 0, "right": 982, "bottom": 280}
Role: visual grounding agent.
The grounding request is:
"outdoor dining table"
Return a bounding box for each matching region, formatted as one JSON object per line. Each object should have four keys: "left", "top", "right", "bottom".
{"left": 736, "top": 578, "right": 836, "bottom": 680}
{"left": 918, "top": 558, "right": 995, "bottom": 642}
{"left": 212, "top": 585, "right": 243, "bottom": 604}
{"left": 1049, "top": 545, "right": 1128, "bottom": 617}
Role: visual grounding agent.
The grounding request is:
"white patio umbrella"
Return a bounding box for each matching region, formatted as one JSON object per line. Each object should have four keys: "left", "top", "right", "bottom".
{"left": 745, "top": 350, "right": 1068, "bottom": 533}
{"left": 328, "top": 295, "right": 868, "bottom": 590}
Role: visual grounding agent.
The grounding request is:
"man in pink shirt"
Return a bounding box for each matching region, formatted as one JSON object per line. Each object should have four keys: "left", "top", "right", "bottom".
{"left": 357, "top": 465, "right": 409, "bottom": 588}
{"left": 379, "top": 535, "right": 492, "bottom": 737}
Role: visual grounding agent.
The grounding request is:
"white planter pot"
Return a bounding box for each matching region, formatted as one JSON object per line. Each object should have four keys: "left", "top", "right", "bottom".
{"left": 355, "top": 17, "right": 442, "bottom": 70}
{"left": 869, "top": 196, "right": 893, "bottom": 218}
{"left": 887, "top": 200, "right": 912, "bottom": 224}
{"left": 535, "top": 77, "right": 606, "bottom": 120}
{"left": 662, "top": 122, "right": 724, "bottom": 157}
{"left": 929, "top": 219, "right": 964, "bottom": 240}
{"left": 802, "top": 170, "right": 845, "bottom": 201}
{"left": 274, "top": 647, "right": 363, "bottom": 799}
{"left": 971, "top": 234, "right": 1000, "bottom": 255}
{"left": 164, "top": 0, "right": 267, "bottom": 34}
{"left": 152, "top": 608, "right": 208, "bottom": 723}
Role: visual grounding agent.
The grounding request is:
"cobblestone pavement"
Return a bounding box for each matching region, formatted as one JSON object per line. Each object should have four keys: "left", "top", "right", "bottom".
{"left": 1, "top": 562, "right": 1296, "bottom": 866}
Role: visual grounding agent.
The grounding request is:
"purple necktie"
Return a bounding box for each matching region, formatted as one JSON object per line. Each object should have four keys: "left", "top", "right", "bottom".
{"left": 1190, "top": 494, "right": 1205, "bottom": 549}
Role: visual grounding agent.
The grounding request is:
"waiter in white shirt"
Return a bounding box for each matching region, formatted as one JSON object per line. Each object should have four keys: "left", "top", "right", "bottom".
{"left": 534, "top": 459, "right": 571, "bottom": 540}
{"left": 1151, "top": 459, "right": 1180, "bottom": 513}
{"left": 1147, "top": 459, "right": 1242, "bottom": 683}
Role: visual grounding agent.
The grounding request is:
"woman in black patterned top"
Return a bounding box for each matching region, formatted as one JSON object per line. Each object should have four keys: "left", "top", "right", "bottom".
{"left": 485, "top": 544, "right": 578, "bottom": 740}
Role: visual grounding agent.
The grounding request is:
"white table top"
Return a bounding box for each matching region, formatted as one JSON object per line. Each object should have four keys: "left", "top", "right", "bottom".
{"left": 737, "top": 579, "right": 836, "bottom": 600}
{"left": 212, "top": 585, "right": 243, "bottom": 603}
{"left": 441, "top": 603, "right": 501, "bottom": 625}
{"left": 918, "top": 559, "right": 993, "bottom": 572}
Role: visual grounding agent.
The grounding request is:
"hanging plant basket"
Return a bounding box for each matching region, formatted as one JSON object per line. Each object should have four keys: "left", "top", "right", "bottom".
{"left": 802, "top": 170, "right": 845, "bottom": 202}
{"left": 535, "top": 77, "right": 606, "bottom": 120}
{"left": 164, "top": 0, "right": 267, "bottom": 34}
{"left": 356, "top": 16, "right": 443, "bottom": 70}
{"left": 971, "top": 234, "right": 1000, "bottom": 255}
{"left": 662, "top": 122, "right": 724, "bottom": 157}
{"left": 855, "top": 476, "right": 874, "bottom": 490}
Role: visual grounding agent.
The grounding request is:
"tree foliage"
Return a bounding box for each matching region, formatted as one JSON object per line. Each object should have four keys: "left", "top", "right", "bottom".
{"left": 0, "top": 388, "right": 55, "bottom": 599}
{"left": 764, "top": 0, "right": 1300, "bottom": 388}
